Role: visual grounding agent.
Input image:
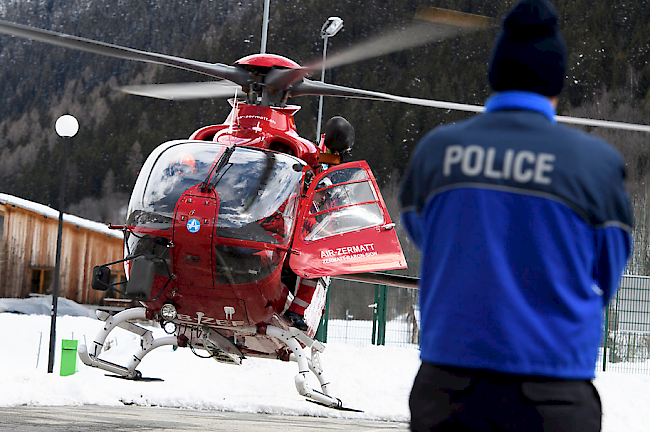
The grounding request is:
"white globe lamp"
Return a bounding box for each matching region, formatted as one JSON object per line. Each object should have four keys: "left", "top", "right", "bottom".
{"left": 55, "top": 114, "right": 79, "bottom": 138}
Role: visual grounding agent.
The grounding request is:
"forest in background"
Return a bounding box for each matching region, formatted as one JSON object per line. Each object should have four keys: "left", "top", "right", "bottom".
{"left": 1, "top": 0, "right": 650, "bottom": 291}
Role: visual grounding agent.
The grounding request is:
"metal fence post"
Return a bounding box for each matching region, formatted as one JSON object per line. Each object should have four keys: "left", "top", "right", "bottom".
{"left": 602, "top": 304, "right": 609, "bottom": 372}
{"left": 371, "top": 284, "right": 387, "bottom": 345}
{"left": 371, "top": 285, "right": 379, "bottom": 345}
{"left": 610, "top": 290, "right": 620, "bottom": 364}
{"left": 315, "top": 288, "right": 330, "bottom": 343}
{"left": 377, "top": 285, "right": 387, "bottom": 346}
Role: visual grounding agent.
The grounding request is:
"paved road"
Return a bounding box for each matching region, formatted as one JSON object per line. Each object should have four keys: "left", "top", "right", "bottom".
{"left": 0, "top": 405, "right": 409, "bottom": 431}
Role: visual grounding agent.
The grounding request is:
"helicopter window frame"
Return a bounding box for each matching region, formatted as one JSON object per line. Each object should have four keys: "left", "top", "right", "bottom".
{"left": 303, "top": 201, "right": 385, "bottom": 242}
{"left": 309, "top": 178, "right": 378, "bottom": 217}
{"left": 301, "top": 168, "right": 385, "bottom": 242}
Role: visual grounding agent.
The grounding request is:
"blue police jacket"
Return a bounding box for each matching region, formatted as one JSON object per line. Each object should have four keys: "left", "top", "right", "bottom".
{"left": 400, "top": 91, "right": 632, "bottom": 379}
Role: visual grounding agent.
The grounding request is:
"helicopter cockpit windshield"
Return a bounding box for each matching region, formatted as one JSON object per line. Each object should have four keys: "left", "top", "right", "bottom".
{"left": 211, "top": 147, "right": 304, "bottom": 244}
{"left": 126, "top": 142, "right": 222, "bottom": 230}
{"left": 126, "top": 141, "right": 305, "bottom": 246}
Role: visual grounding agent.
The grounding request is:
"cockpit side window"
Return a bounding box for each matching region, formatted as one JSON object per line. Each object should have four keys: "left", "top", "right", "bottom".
{"left": 303, "top": 167, "right": 383, "bottom": 241}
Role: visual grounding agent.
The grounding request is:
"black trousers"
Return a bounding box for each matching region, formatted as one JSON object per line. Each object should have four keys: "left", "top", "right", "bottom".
{"left": 409, "top": 363, "right": 601, "bottom": 432}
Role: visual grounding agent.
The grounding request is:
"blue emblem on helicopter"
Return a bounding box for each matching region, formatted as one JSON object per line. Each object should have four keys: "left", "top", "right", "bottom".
{"left": 187, "top": 218, "right": 201, "bottom": 233}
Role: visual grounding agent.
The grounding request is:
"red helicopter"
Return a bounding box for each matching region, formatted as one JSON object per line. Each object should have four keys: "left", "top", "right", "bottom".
{"left": 1, "top": 9, "right": 649, "bottom": 410}
{"left": 0, "top": 14, "right": 434, "bottom": 410}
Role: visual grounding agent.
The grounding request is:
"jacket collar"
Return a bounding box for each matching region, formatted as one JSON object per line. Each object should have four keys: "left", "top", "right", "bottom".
{"left": 484, "top": 91, "right": 557, "bottom": 123}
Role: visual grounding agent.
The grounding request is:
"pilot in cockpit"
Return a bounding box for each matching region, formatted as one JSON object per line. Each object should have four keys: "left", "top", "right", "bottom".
{"left": 310, "top": 177, "right": 332, "bottom": 218}
{"left": 165, "top": 153, "right": 197, "bottom": 176}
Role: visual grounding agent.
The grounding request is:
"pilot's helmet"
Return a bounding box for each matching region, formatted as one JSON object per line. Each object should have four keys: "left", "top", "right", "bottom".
{"left": 315, "top": 177, "right": 333, "bottom": 200}
{"left": 317, "top": 177, "right": 333, "bottom": 190}
{"left": 168, "top": 153, "right": 197, "bottom": 176}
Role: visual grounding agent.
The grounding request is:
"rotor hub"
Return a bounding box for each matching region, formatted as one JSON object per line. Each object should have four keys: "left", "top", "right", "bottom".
{"left": 235, "top": 54, "right": 301, "bottom": 70}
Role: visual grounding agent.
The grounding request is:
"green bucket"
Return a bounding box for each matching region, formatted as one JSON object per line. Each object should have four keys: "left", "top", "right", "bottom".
{"left": 60, "top": 339, "right": 78, "bottom": 376}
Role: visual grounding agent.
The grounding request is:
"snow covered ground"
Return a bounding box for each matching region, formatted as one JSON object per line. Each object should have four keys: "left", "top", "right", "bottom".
{"left": 1, "top": 300, "right": 649, "bottom": 431}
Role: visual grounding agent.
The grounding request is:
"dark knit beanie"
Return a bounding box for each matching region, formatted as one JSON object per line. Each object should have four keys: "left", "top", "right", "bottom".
{"left": 488, "top": 0, "right": 567, "bottom": 96}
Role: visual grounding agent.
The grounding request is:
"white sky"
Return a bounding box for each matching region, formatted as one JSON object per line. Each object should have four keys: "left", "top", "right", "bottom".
{"left": 1, "top": 301, "right": 649, "bottom": 431}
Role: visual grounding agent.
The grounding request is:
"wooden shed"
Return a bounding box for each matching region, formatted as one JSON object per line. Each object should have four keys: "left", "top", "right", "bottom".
{"left": 0, "top": 193, "right": 124, "bottom": 305}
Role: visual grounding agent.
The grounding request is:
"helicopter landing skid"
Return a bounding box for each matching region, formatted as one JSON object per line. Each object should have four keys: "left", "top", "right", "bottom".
{"left": 78, "top": 307, "right": 178, "bottom": 380}
{"left": 77, "top": 308, "right": 347, "bottom": 408}
{"left": 266, "top": 325, "right": 345, "bottom": 409}
{"left": 105, "top": 374, "right": 164, "bottom": 382}
{"left": 306, "top": 399, "right": 363, "bottom": 412}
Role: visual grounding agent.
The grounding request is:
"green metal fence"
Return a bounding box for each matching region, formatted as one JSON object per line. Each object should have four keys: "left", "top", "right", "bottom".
{"left": 319, "top": 274, "right": 650, "bottom": 374}
{"left": 318, "top": 279, "right": 419, "bottom": 348}
{"left": 599, "top": 275, "right": 650, "bottom": 374}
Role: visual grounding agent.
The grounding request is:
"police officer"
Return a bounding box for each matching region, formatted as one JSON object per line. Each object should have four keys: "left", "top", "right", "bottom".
{"left": 399, "top": 1, "right": 632, "bottom": 430}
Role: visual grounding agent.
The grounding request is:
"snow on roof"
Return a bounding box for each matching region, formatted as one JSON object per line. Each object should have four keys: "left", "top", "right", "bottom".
{"left": 0, "top": 295, "right": 95, "bottom": 317}
{"left": 0, "top": 193, "right": 123, "bottom": 239}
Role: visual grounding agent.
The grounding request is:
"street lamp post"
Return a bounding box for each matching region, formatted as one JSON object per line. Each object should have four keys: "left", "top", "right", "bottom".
{"left": 47, "top": 114, "right": 79, "bottom": 374}
{"left": 260, "top": 0, "right": 270, "bottom": 54}
{"left": 315, "top": 17, "right": 343, "bottom": 144}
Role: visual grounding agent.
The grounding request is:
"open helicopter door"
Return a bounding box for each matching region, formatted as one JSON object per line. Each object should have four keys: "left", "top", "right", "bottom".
{"left": 290, "top": 161, "right": 406, "bottom": 278}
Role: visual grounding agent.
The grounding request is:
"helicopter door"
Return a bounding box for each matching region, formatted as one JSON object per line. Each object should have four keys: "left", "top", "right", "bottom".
{"left": 289, "top": 161, "right": 406, "bottom": 278}
{"left": 172, "top": 190, "right": 218, "bottom": 289}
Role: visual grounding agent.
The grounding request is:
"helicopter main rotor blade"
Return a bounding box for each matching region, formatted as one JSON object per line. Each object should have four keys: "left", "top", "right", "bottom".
{"left": 321, "top": 22, "right": 484, "bottom": 72}
{"left": 554, "top": 115, "right": 650, "bottom": 132}
{"left": 0, "top": 19, "right": 252, "bottom": 87}
{"left": 292, "top": 79, "right": 650, "bottom": 133}
{"left": 119, "top": 81, "right": 242, "bottom": 100}
{"left": 265, "top": 8, "right": 493, "bottom": 91}
{"left": 291, "top": 78, "right": 485, "bottom": 111}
